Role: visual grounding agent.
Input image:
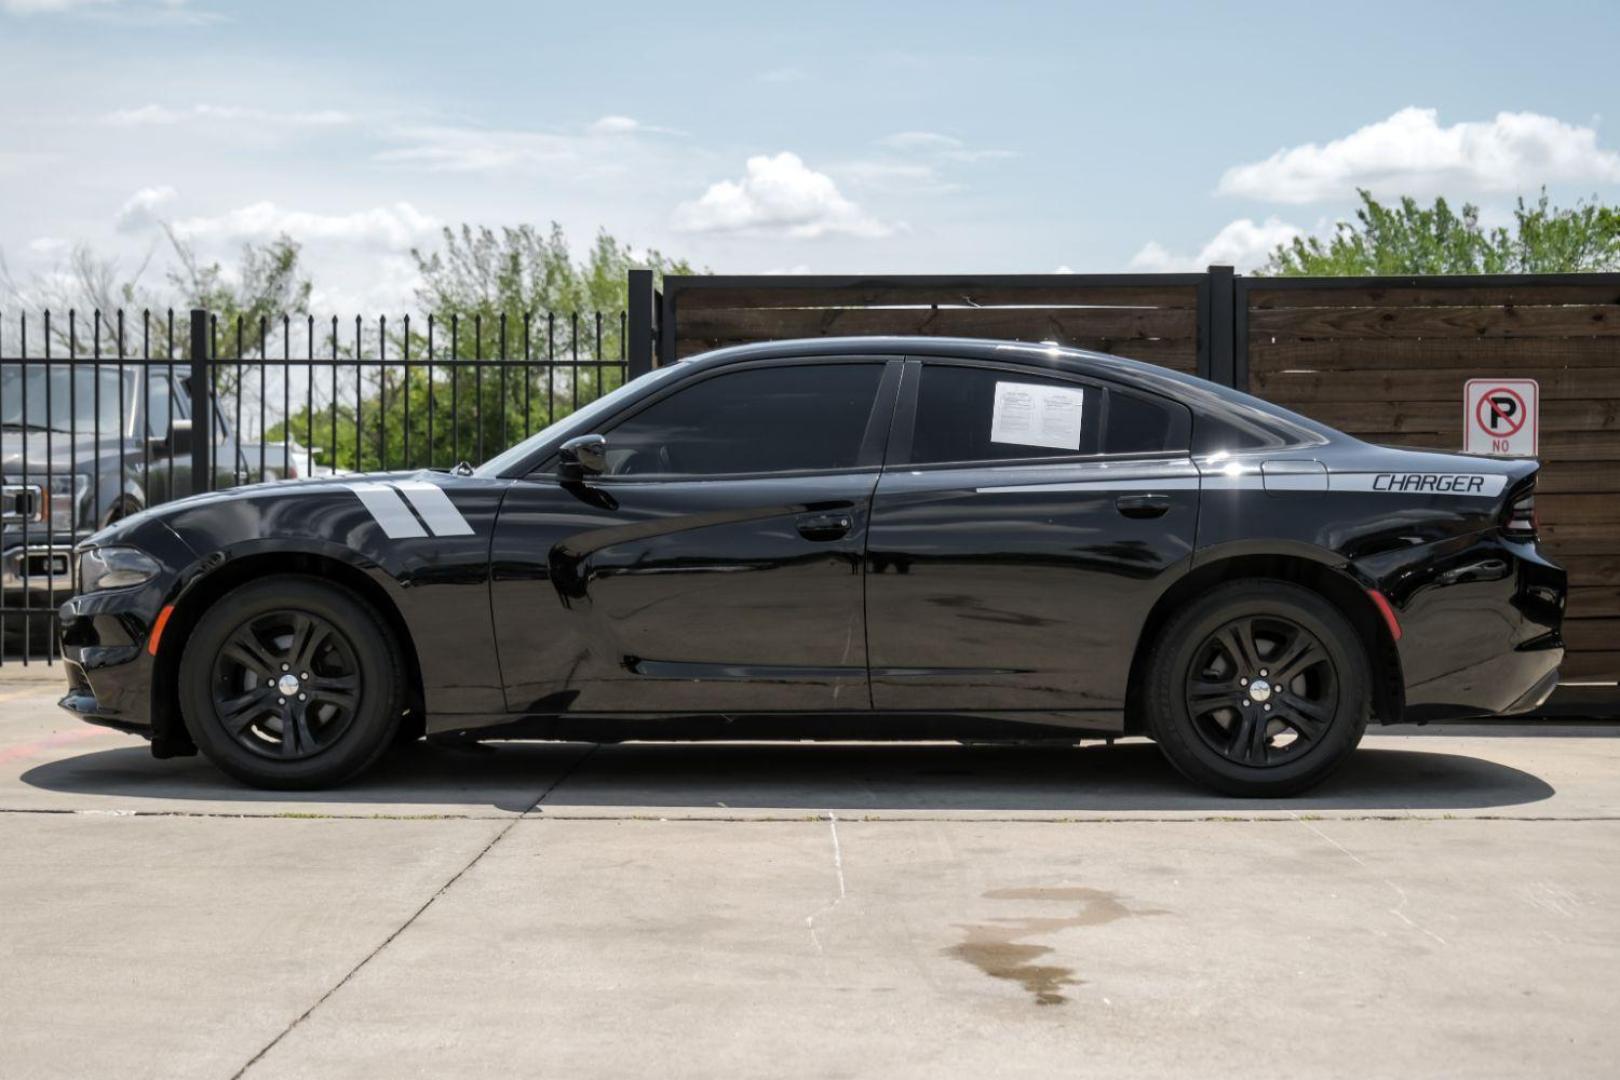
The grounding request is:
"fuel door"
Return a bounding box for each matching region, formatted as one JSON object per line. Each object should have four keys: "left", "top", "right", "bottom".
{"left": 1261, "top": 458, "right": 1329, "bottom": 496}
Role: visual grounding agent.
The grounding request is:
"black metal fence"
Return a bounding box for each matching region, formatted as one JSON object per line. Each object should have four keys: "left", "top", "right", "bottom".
{"left": 1, "top": 307, "right": 628, "bottom": 663}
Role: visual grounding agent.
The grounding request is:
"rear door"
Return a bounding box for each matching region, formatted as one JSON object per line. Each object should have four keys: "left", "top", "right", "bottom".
{"left": 865, "top": 358, "right": 1198, "bottom": 717}
{"left": 491, "top": 357, "right": 899, "bottom": 717}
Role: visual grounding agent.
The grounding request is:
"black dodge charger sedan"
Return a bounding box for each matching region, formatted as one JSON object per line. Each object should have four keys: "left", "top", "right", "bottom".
{"left": 56, "top": 337, "right": 1566, "bottom": 796}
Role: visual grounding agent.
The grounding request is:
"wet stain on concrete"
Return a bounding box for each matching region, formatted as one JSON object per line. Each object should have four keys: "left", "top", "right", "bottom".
{"left": 946, "top": 886, "right": 1165, "bottom": 1006}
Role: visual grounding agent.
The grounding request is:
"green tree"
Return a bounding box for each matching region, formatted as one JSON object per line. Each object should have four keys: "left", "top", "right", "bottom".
{"left": 1261, "top": 189, "right": 1620, "bottom": 276}
{"left": 272, "top": 223, "right": 696, "bottom": 471}
{"left": 0, "top": 228, "right": 313, "bottom": 364}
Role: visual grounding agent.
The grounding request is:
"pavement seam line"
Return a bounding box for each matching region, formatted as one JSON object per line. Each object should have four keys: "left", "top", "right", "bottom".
{"left": 805, "top": 811, "right": 847, "bottom": 955}
{"left": 228, "top": 744, "right": 598, "bottom": 1080}
{"left": 1291, "top": 812, "right": 1449, "bottom": 947}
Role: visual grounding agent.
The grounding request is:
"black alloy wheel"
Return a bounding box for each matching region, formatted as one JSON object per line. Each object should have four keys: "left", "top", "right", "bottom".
{"left": 1182, "top": 615, "right": 1338, "bottom": 768}
{"left": 211, "top": 610, "right": 362, "bottom": 760}
{"left": 1143, "top": 579, "right": 1370, "bottom": 797}
{"left": 179, "top": 574, "right": 404, "bottom": 789}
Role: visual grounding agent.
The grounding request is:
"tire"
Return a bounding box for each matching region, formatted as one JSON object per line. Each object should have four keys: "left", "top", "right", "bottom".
{"left": 178, "top": 574, "right": 404, "bottom": 789}
{"left": 1142, "top": 579, "right": 1370, "bottom": 797}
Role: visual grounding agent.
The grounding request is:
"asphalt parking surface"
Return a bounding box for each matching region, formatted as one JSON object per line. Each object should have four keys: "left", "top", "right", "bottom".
{"left": 2, "top": 663, "right": 1618, "bottom": 1079}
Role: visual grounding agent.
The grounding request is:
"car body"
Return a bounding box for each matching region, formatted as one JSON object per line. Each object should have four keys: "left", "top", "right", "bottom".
{"left": 55, "top": 337, "right": 1566, "bottom": 794}
{"left": 3, "top": 361, "right": 269, "bottom": 646}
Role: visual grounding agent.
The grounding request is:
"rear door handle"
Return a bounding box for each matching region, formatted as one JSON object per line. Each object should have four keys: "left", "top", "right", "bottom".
{"left": 797, "top": 512, "right": 853, "bottom": 541}
{"left": 1115, "top": 493, "right": 1172, "bottom": 519}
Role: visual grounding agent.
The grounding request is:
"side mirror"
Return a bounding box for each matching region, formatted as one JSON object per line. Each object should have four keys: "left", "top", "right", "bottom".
{"left": 151, "top": 419, "right": 193, "bottom": 456}
{"left": 558, "top": 433, "right": 608, "bottom": 479}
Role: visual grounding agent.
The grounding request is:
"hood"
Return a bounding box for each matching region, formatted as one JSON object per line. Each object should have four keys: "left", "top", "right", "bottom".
{"left": 2, "top": 429, "right": 128, "bottom": 474}
{"left": 80, "top": 468, "right": 468, "bottom": 549}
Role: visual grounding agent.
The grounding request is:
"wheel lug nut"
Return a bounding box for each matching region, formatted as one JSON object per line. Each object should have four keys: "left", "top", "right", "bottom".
{"left": 298, "top": 693, "right": 307, "bottom": 701}
{"left": 277, "top": 697, "right": 286, "bottom": 705}
{"left": 301, "top": 672, "right": 309, "bottom": 680}
{"left": 266, "top": 679, "right": 275, "bottom": 688}
{"left": 1240, "top": 678, "right": 1249, "bottom": 686}
{"left": 281, "top": 663, "right": 289, "bottom": 671}
{"left": 1260, "top": 669, "right": 1268, "bottom": 677}
{"left": 1263, "top": 704, "right": 1271, "bottom": 711}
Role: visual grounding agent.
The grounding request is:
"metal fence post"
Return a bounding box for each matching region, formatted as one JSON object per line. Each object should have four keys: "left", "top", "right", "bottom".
{"left": 187, "top": 308, "right": 211, "bottom": 492}
{"left": 1206, "top": 265, "right": 1236, "bottom": 388}
{"left": 627, "top": 269, "right": 654, "bottom": 378}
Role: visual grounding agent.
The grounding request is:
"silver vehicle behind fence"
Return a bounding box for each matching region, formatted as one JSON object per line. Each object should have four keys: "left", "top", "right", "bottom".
{"left": 2, "top": 307, "right": 630, "bottom": 658}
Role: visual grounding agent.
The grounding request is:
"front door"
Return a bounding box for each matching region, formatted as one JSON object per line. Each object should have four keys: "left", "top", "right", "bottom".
{"left": 492, "top": 358, "right": 898, "bottom": 717}
{"left": 865, "top": 358, "right": 1199, "bottom": 719}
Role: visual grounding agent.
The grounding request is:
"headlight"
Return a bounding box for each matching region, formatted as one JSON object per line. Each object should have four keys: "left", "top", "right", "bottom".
{"left": 77, "top": 546, "right": 161, "bottom": 592}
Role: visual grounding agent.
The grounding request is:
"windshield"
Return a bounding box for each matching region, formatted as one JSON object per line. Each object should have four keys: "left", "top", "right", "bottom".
{"left": 474, "top": 364, "right": 687, "bottom": 477}
{"left": 1, "top": 364, "right": 135, "bottom": 435}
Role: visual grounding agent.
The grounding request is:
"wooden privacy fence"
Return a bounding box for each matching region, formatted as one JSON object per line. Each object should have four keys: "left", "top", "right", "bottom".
{"left": 1241, "top": 276, "right": 1620, "bottom": 685}
{"left": 626, "top": 268, "right": 1620, "bottom": 692}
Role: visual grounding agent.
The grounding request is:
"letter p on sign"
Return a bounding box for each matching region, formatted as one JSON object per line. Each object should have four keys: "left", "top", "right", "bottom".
{"left": 1465, "top": 378, "right": 1539, "bottom": 457}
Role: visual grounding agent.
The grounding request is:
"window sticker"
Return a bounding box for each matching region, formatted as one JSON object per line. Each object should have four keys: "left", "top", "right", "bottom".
{"left": 989, "top": 381, "right": 1085, "bottom": 450}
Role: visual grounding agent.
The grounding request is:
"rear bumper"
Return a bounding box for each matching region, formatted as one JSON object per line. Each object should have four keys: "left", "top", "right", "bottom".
{"left": 1380, "top": 534, "right": 1567, "bottom": 722}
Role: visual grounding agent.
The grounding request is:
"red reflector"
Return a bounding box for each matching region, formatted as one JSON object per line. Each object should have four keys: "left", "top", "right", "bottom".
{"left": 147, "top": 604, "right": 175, "bottom": 657}
{"left": 1366, "top": 589, "right": 1402, "bottom": 642}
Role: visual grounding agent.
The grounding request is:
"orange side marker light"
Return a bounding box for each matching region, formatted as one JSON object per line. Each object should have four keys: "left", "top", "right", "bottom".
{"left": 147, "top": 604, "right": 175, "bottom": 657}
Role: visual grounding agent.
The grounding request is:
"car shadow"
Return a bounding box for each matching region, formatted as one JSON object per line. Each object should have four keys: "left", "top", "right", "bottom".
{"left": 19, "top": 738, "right": 1556, "bottom": 815}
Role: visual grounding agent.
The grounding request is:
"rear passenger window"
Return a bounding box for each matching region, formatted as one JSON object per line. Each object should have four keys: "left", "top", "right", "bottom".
{"left": 908, "top": 365, "right": 1102, "bottom": 464}
{"left": 1104, "top": 390, "right": 1189, "bottom": 455}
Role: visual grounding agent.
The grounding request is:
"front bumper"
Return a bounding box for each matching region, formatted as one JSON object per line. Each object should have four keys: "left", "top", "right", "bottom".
{"left": 57, "top": 584, "right": 165, "bottom": 732}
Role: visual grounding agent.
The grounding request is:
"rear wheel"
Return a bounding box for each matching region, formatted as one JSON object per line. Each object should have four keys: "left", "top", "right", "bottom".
{"left": 1143, "top": 580, "right": 1370, "bottom": 797}
{"left": 179, "top": 575, "right": 403, "bottom": 789}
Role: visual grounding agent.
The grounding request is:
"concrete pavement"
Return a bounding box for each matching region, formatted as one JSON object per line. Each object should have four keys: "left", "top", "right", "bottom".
{"left": 1, "top": 665, "right": 1617, "bottom": 1078}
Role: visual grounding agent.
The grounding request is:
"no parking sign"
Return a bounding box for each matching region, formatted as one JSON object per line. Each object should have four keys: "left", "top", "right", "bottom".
{"left": 1464, "top": 379, "right": 1539, "bottom": 456}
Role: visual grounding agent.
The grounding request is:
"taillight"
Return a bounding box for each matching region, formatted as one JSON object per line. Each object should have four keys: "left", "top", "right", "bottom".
{"left": 1503, "top": 481, "right": 1537, "bottom": 539}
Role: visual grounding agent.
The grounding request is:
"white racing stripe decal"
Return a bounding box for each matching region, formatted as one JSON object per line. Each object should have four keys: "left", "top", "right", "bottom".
{"left": 349, "top": 483, "right": 429, "bottom": 539}
{"left": 975, "top": 478, "right": 1201, "bottom": 494}
{"left": 394, "top": 480, "right": 475, "bottom": 536}
{"left": 1330, "top": 472, "right": 1508, "bottom": 497}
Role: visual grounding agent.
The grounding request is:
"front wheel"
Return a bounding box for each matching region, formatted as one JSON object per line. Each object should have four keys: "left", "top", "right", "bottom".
{"left": 179, "top": 575, "right": 404, "bottom": 789}
{"left": 1142, "top": 580, "right": 1370, "bottom": 797}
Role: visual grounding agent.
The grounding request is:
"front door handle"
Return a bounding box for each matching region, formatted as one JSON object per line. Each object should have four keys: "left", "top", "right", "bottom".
{"left": 1115, "top": 493, "right": 1172, "bottom": 519}
{"left": 797, "top": 512, "right": 853, "bottom": 541}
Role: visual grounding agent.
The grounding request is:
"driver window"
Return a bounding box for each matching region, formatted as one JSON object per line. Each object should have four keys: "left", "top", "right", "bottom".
{"left": 601, "top": 363, "right": 883, "bottom": 477}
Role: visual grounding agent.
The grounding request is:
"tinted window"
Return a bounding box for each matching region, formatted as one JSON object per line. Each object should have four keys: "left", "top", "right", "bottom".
{"left": 1105, "top": 390, "right": 1188, "bottom": 454}
{"left": 143, "top": 373, "right": 175, "bottom": 437}
{"left": 0, "top": 364, "right": 131, "bottom": 434}
{"left": 603, "top": 363, "right": 883, "bottom": 477}
{"left": 908, "top": 365, "right": 1103, "bottom": 464}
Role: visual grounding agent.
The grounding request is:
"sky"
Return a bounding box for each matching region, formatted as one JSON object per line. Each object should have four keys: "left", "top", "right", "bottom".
{"left": 1, "top": 0, "right": 1619, "bottom": 314}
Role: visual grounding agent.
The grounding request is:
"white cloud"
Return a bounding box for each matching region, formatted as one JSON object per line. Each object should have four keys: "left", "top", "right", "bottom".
{"left": 758, "top": 66, "right": 806, "bottom": 84}
{"left": 172, "top": 200, "right": 440, "bottom": 249}
{"left": 673, "top": 152, "right": 895, "bottom": 239}
{"left": 590, "top": 115, "right": 640, "bottom": 135}
{"left": 882, "top": 131, "right": 963, "bottom": 153}
{"left": 102, "top": 103, "right": 354, "bottom": 127}
{"left": 880, "top": 130, "right": 1016, "bottom": 163}
{"left": 1129, "top": 216, "right": 1304, "bottom": 272}
{"left": 377, "top": 126, "right": 586, "bottom": 173}
{"left": 27, "top": 236, "right": 69, "bottom": 255}
{"left": 2, "top": 0, "right": 216, "bottom": 22}
{"left": 114, "top": 184, "right": 178, "bottom": 232}
{"left": 1219, "top": 107, "right": 1620, "bottom": 204}
{"left": 1, "top": 0, "right": 117, "bottom": 12}
{"left": 103, "top": 104, "right": 181, "bottom": 126}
